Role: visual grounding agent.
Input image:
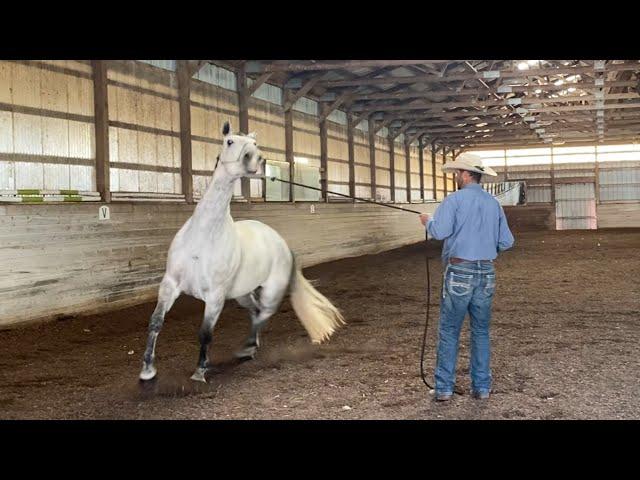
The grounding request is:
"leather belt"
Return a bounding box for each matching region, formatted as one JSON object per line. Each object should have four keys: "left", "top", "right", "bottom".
{"left": 449, "top": 257, "right": 492, "bottom": 264}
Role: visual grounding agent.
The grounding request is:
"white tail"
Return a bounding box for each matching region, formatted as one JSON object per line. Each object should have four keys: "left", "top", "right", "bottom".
{"left": 290, "top": 269, "right": 345, "bottom": 344}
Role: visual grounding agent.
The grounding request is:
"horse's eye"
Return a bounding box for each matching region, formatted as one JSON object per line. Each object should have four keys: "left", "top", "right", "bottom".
{"left": 227, "top": 139, "right": 234, "bottom": 146}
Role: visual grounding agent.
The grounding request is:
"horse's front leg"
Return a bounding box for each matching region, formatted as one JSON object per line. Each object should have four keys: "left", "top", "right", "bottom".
{"left": 190, "top": 293, "right": 225, "bottom": 383}
{"left": 140, "top": 277, "right": 180, "bottom": 381}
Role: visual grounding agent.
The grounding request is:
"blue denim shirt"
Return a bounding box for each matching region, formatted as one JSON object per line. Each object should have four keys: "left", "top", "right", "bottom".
{"left": 427, "top": 183, "right": 515, "bottom": 263}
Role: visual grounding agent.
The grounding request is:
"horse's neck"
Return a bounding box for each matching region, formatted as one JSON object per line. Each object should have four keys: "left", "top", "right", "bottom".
{"left": 191, "top": 169, "right": 237, "bottom": 234}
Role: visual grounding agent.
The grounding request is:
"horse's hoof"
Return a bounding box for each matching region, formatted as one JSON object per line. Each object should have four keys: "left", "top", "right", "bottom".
{"left": 190, "top": 369, "right": 208, "bottom": 383}
{"left": 139, "top": 365, "right": 157, "bottom": 381}
{"left": 234, "top": 347, "right": 257, "bottom": 361}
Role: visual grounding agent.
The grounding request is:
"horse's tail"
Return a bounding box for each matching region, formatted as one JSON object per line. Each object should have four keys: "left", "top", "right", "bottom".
{"left": 289, "top": 254, "right": 345, "bottom": 344}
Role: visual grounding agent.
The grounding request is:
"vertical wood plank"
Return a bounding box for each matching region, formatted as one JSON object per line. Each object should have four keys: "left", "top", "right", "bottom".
{"left": 176, "top": 60, "right": 193, "bottom": 204}
{"left": 92, "top": 60, "right": 111, "bottom": 202}
{"left": 284, "top": 90, "right": 294, "bottom": 202}
{"left": 236, "top": 63, "right": 251, "bottom": 201}
{"left": 418, "top": 137, "right": 425, "bottom": 200}
{"left": 431, "top": 140, "right": 437, "bottom": 201}
{"left": 347, "top": 114, "right": 355, "bottom": 199}
{"left": 443, "top": 147, "right": 448, "bottom": 196}
{"left": 388, "top": 134, "right": 396, "bottom": 202}
{"left": 319, "top": 106, "right": 328, "bottom": 202}
{"left": 405, "top": 141, "right": 411, "bottom": 202}
{"left": 368, "top": 117, "right": 376, "bottom": 199}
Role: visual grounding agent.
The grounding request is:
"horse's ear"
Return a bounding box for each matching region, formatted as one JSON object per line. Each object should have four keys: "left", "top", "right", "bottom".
{"left": 222, "top": 121, "right": 231, "bottom": 136}
{"left": 247, "top": 131, "right": 257, "bottom": 139}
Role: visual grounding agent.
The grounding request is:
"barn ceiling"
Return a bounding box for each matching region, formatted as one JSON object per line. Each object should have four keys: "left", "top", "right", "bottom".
{"left": 205, "top": 60, "right": 640, "bottom": 150}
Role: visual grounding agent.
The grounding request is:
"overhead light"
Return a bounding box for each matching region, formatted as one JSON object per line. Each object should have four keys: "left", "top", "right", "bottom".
{"left": 551, "top": 94, "right": 559, "bottom": 98}
{"left": 554, "top": 79, "right": 565, "bottom": 86}
{"left": 475, "top": 122, "right": 488, "bottom": 127}
{"left": 567, "top": 87, "right": 576, "bottom": 93}
{"left": 517, "top": 62, "right": 529, "bottom": 70}
{"left": 534, "top": 89, "right": 542, "bottom": 94}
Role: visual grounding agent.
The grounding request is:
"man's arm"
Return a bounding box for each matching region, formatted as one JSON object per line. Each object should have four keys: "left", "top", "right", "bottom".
{"left": 497, "top": 205, "right": 515, "bottom": 252}
{"left": 421, "top": 197, "right": 456, "bottom": 241}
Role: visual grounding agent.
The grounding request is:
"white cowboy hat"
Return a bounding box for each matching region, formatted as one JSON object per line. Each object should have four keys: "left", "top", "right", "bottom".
{"left": 442, "top": 152, "right": 498, "bottom": 177}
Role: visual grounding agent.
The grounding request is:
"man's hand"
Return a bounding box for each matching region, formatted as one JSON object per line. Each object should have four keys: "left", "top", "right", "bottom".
{"left": 419, "top": 214, "right": 429, "bottom": 226}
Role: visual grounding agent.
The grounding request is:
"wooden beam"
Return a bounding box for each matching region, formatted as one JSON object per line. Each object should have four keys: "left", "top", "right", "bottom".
{"left": 339, "top": 81, "right": 638, "bottom": 101}
{"left": 319, "top": 91, "right": 352, "bottom": 122}
{"left": 368, "top": 117, "right": 377, "bottom": 199}
{"left": 245, "top": 72, "right": 274, "bottom": 97}
{"left": 249, "top": 60, "right": 450, "bottom": 73}
{"left": 283, "top": 75, "right": 323, "bottom": 111}
{"left": 391, "top": 120, "right": 418, "bottom": 140}
{"left": 177, "top": 61, "right": 194, "bottom": 204}
{"left": 319, "top": 106, "right": 329, "bottom": 202}
{"left": 431, "top": 140, "right": 438, "bottom": 201}
{"left": 442, "top": 147, "right": 448, "bottom": 196}
{"left": 321, "top": 63, "right": 639, "bottom": 88}
{"left": 418, "top": 136, "right": 425, "bottom": 200}
{"left": 347, "top": 114, "right": 356, "bottom": 199}
{"left": 92, "top": 60, "right": 111, "bottom": 203}
{"left": 187, "top": 60, "right": 207, "bottom": 78}
{"left": 405, "top": 142, "right": 411, "bottom": 203}
{"left": 284, "top": 90, "right": 295, "bottom": 202}
{"left": 389, "top": 134, "right": 396, "bottom": 202}
{"left": 236, "top": 63, "right": 251, "bottom": 200}
{"left": 351, "top": 92, "right": 640, "bottom": 112}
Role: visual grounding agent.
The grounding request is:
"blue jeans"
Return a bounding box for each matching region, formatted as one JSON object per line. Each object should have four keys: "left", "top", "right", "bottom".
{"left": 435, "top": 261, "right": 496, "bottom": 396}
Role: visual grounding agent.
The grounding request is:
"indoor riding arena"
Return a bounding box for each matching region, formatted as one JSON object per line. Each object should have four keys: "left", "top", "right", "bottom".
{"left": 1, "top": 60, "right": 639, "bottom": 420}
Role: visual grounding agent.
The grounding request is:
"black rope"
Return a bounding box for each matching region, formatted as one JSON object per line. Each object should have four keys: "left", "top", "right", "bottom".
{"left": 269, "top": 177, "right": 424, "bottom": 215}
{"left": 270, "top": 176, "right": 447, "bottom": 399}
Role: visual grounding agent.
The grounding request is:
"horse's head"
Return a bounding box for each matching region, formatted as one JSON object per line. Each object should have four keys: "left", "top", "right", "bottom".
{"left": 218, "top": 121, "right": 265, "bottom": 179}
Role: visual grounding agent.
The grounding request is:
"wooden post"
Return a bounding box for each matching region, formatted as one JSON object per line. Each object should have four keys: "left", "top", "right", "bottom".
{"left": 405, "top": 141, "right": 411, "bottom": 203}
{"left": 389, "top": 134, "right": 396, "bottom": 202}
{"left": 418, "top": 136, "right": 425, "bottom": 200}
{"left": 443, "top": 147, "right": 448, "bottom": 196}
{"left": 450, "top": 149, "right": 456, "bottom": 192}
{"left": 176, "top": 61, "right": 194, "bottom": 204}
{"left": 368, "top": 117, "right": 377, "bottom": 200}
{"left": 284, "top": 90, "right": 295, "bottom": 202}
{"left": 319, "top": 105, "right": 329, "bottom": 202}
{"left": 92, "top": 60, "right": 111, "bottom": 203}
{"left": 347, "top": 114, "right": 356, "bottom": 199}
{"left": 503, "top": 149, "right": 508, "bottom": 182}
{"left": 236, "top": 63, "right": 252, "bottom": 201}
{"left": 550, "top": 147, "right": 556, "bottom": 204}
{"left": 431, "top": 140, "right": 438, "bottom": 201}
{"left": 594, "top": 148, "right": 601, "bottom": 204}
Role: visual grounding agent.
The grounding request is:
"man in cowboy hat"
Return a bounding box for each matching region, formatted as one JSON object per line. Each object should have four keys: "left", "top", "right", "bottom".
{"left": 419, "top": 152, "right": 514, "bottom": 402}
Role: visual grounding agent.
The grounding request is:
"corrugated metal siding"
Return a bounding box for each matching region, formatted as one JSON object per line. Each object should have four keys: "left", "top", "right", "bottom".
{"left": 292, "top": 96, "right": 318, "bottom": 116}
{"left": 195, "top": 64, "right": 236, "bottom": 91}
{"left": 327, "top": 109, "right": 347, "bottom": 126}
{"left": 139, "top": 60, "right": 177, "bottom": 72}
{"left": 250, "top": 81, "right": 282, "bottom": 105}
{"left": 555, "top": 183, "right": 597, "bottom": 230}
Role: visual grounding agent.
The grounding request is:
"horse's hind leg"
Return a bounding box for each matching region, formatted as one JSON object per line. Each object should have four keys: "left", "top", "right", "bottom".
{"left": 234, "top": 278, "right": 288, "bottom": 360}
{"left": 140, "top": 276, "right": 180, "bottom": 381}
{"left": 190, "top": 293, "right": 225, "bottom": 383}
